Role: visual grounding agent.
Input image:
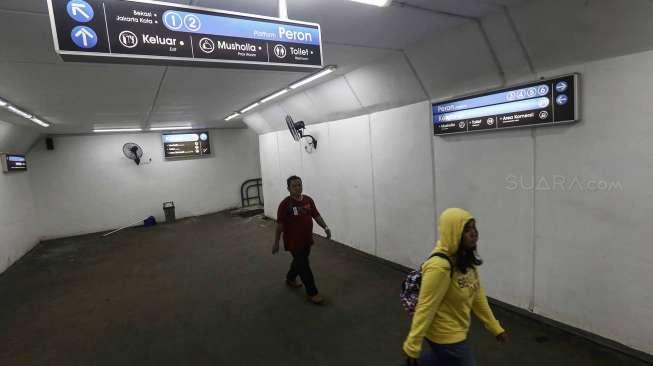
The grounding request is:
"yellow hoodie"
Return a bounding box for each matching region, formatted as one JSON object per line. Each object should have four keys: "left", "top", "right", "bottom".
{"left": 403, "top": 208, "right": 504, "bottom": 358}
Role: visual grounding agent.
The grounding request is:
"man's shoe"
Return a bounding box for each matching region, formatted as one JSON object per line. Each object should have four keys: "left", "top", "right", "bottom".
{"left": 285, "top": 279, "right": 302, "bottom": 288}
{"left": 307, "top": 294, "right": 325, "bottom": 305}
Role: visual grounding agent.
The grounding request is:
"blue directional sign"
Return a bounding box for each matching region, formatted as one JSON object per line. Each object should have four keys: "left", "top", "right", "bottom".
{"left": 433, "top": 74, "right": 579, "bottom": 135}
{"left": 66, "top": 0, "right": 94, "bottom": 23}
{"left": 71, "top": 26, "right": 97, "bottom": 48}
{"left": 47, "top": 0, "right": 324, "bottom": 70}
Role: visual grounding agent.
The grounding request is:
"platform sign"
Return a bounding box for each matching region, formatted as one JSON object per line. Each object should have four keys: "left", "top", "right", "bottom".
{"left": 433, "top": 74, "right": 579, "bottom": 135}
{"left": 162, "top": 131, "right": 210, "bottom": 158}
{"left": 2, "top": 154, "right": 27, "bottom": 173}
{"left": 47, "top": 0, "right": 323, "bottom": 70}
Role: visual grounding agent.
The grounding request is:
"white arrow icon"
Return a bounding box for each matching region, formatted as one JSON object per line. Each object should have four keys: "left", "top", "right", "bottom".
{"left": 71, "top": 3, "right": 90, "bottom": 20}
{"left": 75, "top": 28, "right": 95, "bottom": 47}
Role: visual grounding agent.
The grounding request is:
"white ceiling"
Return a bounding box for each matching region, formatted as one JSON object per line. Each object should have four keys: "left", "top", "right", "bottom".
{"left": 0, "top": 0, "right": 528, "bottom": 134}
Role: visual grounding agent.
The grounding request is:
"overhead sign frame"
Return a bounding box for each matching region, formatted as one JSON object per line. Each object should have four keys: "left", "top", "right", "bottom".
{"left": 46, "top": 0, "right": 324, "bottom": 71}
{"left": 432, "top": 73, "right": 580, "bottom": 136}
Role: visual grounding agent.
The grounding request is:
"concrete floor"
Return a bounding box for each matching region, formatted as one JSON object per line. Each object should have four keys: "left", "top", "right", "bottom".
{"left": 0, "top": 212, "right": 649, "bottom": 365}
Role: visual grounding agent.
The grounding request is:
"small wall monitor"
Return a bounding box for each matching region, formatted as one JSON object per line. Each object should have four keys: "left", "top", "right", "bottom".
{"left": 2, "top": 154, "right": 27, "bottom": 172}
{"left": 433, "top": 74, "right": 579, "bottom": 135}
{"left": 162, "top": 131, "right": 211, "bottom": 158}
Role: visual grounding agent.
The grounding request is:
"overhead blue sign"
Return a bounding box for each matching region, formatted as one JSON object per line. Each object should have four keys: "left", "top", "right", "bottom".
{"left": 47, "top": 0, "right": 324, "bottom": 70}
{"left": 433, "top": 74, "right": 579, "bottom": 135}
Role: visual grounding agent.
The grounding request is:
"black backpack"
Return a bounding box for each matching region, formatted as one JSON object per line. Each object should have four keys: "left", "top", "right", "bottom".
{"left": 400, "top": 252, "right": 453, "bottom": 314}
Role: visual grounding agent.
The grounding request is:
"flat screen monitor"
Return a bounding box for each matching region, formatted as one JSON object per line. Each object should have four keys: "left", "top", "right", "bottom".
{"left": 433, "top": 74, "right": 579, "bottom": 135}
{"left": 2, "top": 154, "right": 27, "bottom": 172}
{"left": 162, "top": 131, "right": 211, "bottom": 158}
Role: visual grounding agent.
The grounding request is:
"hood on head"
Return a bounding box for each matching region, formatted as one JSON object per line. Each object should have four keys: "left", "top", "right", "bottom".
{"left": 435, "top": 208, "right": 474, "bottom": 256}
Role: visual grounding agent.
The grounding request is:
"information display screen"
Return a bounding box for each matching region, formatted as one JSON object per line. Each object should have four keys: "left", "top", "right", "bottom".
{"left": 163, "top": 131, "right": 211, "bottom": 158}
{"left": 433, "top": 74, "right": 579, "bottom": 135}
{"left": 2, "top": 154, "right": 27, "bottom": 172}
{"left": 47, "top": 0, "right": 323, "bottom": 70}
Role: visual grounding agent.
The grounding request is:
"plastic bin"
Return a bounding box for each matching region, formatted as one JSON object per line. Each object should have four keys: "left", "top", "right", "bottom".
{"left": 163, "top": 201, "right": 175, "bottom": 224}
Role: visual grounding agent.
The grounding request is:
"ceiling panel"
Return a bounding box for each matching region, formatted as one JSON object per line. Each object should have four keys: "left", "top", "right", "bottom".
{"left": 304, "top": 76, "right": 363, "bottom": 120}
{"left": 150, "top": 66, "right": 305, "bottom": 128}
{"left": 0, "top": 62, "right": 164, "bottom": 133}
{"left": 323, "top": 43, "right": 400, "bottom": 74}
{"left": 0, "top": 0, "right": 48, "bottom": 14}
{"left": 394, "top": 0, "right": 500, "bottom": 18}
{"left": 279, "top": 0, "right": 465, "bottom": 49}
{"left": 193, "top": 0, "right": 277, "bottom": 17}
{"left": 0, "top": 11, "right": 60, "bottom": 63}
{"left": 279, "top": 92, "right": 324, "bottom": 125}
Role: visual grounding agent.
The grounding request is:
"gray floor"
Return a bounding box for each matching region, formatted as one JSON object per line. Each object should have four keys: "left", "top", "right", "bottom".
{"left": 0, "top": 212, "right": 649, "bottom": 365}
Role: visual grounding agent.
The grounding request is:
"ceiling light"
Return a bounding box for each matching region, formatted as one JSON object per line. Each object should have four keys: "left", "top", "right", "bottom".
{"left": 0, "top": 99, "right": 7, "bottom": 107}
{"left": 261, "top": 89, "right": 289, "bottom": 104}
{"left": 149, "top": 126, "right": 193, "bottom": 131}
{"left": 30, "top": 117, "right": 50, "bottom": 127}
{"left": 348, "top": 0, "right": 392, "bottom": 6}
{"left": 93, "top": 128, "right": 143, "bottom": 133}
{"left": 240, "top": 103, "right": 260, "bottom": 113}
{"left": 225, "top": 113, "right": 240, "bottom": 121}
{"left": 7, "top": 106, "right": 33, "bottom": 119}
{"left": 289, "top": 66, "right": 336, "bottom": 90}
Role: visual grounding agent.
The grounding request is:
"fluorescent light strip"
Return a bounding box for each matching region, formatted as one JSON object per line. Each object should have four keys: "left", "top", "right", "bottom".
{"left": 260, "top": 89, "right": 289, "bottom": 104}
{"left": 1, "top": 97, "right": 51, "bottom": 127}
{"left": 289, "top": 67, "right": 335, "bottom": 90}
{"left": 240, "top": 102, "right": 260, "bottom": 113}
{"left": 30, "top": 117, "right": 50, "bottom": 127}
{"left": 225, "top": 113, "right": 240, "bottom": 121}
{"left": 149, "top": 126, "right": 193, "bottom": 131}
{"left": 93, "top": 128, "right": 143, "bottom": 133}
{"left": 348, "top": 0, "right": 392, "bottom": 6}
{"left": 7, "top": 105, "right": 33, "bottom": 119}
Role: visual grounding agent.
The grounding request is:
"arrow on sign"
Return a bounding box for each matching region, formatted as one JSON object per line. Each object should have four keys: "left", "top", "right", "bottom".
{"left": 71, "top": 2, "right": 90, "bottom": 20}
{"left": 75, "top": 27, "right": 95, "bottom": 47}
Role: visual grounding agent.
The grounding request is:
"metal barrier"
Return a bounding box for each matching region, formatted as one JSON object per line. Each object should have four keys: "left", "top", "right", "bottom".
{"left": 241, "top": 178, "right": 263, "bottom": 208}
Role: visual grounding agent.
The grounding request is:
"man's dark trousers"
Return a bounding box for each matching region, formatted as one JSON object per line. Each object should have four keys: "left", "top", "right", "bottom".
{"left": 287, "top": 247, "right": 318, "bottom": 296}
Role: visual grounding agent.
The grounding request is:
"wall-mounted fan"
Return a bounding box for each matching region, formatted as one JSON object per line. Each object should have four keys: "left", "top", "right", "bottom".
{"left": 286, "top": 115, "right": 317, "bottom": 151}
{"left": 123, "top": 142, "right": 143, "bottom": 165}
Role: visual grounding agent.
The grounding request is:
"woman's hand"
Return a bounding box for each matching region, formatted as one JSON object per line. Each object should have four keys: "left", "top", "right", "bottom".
{"left": 496, "top": 331, "right": 509, "bottom": 344}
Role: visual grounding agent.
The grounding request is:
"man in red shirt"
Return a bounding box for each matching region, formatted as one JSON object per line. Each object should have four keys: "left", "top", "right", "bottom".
{"left": 272, "top": 175, "right": 331, "bottom": 305}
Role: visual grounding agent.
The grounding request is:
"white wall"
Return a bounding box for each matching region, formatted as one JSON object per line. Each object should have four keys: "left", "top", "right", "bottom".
{"left": 259, "top": 102, "right": 436, "bottom": 265}
{"left": 530, "top": 51, "right": 653, "bottom": 354}
{"left": 29, "top": 129, "right": 260, "bottom": 239}
{"left": 256, "top": 52, "right": 653, "bottom": 356}
{"left": 0, "top": 120, "right": 41, "bottom": 274}
{"left": 0, "top": 167, "right": 39, "bottom": 274}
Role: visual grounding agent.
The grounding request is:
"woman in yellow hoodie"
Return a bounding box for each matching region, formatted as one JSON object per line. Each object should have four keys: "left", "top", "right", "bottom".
{"left": 403, "top": 208, "right": 508, "bottom": 365}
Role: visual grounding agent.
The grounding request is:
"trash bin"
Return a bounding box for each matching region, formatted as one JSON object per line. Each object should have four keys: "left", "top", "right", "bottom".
{"left": 163, "top": 201, "right": 175, "bottom": 224}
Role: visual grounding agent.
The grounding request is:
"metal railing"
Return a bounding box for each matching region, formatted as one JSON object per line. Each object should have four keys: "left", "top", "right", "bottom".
{"left": 241, "top": 178, "right": 263, "bottom": 208}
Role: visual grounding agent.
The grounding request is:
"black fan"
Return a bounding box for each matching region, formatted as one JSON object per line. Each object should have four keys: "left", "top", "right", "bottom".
{"left": 285, "top": 115, "right": 317, "bottom": 149}
{"left": 123, "top": 143, "right": 143, "bottom": 165}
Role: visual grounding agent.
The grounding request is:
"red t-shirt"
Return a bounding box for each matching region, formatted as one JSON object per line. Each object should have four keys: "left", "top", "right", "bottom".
{"left": 277, "top": 195, "right": 320, "bottom": 252}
